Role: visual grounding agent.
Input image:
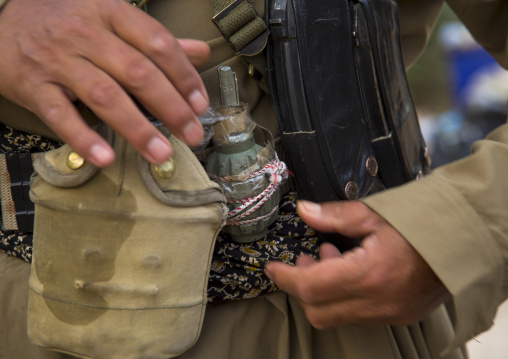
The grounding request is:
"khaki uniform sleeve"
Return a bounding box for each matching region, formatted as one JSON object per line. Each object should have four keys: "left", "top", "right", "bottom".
{"left": 397, "top": 0, "right": 508, "bottom": 70}
{"left": 363, "top": 0, "right": 508, "bottom": 347}
{"left": 446, "top": 0, "right": 508, "bottom": 68}
{"left": 397, "top": 0, "right": 445, "bottom": 68}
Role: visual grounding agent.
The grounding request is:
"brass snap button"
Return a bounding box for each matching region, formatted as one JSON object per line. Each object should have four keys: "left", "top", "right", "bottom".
{"left": 366, "top": 157, "right": 378, "bottom": 177}
{"left": 345, "top": 181, "right": 359, "bottom": 200}
{"left": 154, "top": 158, "right": 176, "bottom": 179}
{"left": 66, "top": 151, "right": 85, "bottom": 170}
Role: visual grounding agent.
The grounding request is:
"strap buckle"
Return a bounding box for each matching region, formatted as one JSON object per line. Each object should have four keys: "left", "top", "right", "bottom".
{"left": 212, "top": 0, "right": 269, "bottom": 56}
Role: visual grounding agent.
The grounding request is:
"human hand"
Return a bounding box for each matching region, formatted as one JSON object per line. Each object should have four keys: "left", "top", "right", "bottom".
{"left": 0, "top": 0, "right": 210, "bottom": 167}
{"left": 264, "top": 200, "right": 450, "bottom": 328}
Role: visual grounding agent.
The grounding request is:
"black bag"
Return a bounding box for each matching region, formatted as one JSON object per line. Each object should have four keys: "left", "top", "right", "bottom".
{"left": 266, "top": 0, "right": 431, "bottom": 204}
{"left": 212, "top": 0, "right": 431, "bottom": 250}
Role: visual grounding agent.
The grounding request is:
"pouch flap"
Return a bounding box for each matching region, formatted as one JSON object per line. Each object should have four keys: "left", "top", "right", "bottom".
{"left": 31, "top": 124, "right": 113, "bottom": 188}
{"left": 138, "top": 126, "right": 226, "bottom": 207}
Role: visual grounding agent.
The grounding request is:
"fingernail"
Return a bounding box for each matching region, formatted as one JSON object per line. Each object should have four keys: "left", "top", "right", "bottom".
{"left": 147, "top": 136, "right": 172, "bottom": 162}
{"left": 89, "top": 143, "right": 114, "bottom": 167}
{"left": 298, "top": 200, "right": 321, "bottom": 213}
{"left": 188, "top": 89, "right": 209, "bottom": 114}
{"left": 183, "top": 120, "right": 204, "bottom": 145}
{"left": 264, "top": 268, "right": 273, "bottom": 281}
{"left": 263, "top": 260, "right": 272, "bottom": 269}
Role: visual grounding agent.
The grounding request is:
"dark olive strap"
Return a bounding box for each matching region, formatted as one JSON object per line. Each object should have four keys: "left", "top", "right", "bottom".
{"left": 211, "top": 0, "right": 270, "bottom": 93}
{"left": 212, "top": 0, "right": 267, "bottom": 55}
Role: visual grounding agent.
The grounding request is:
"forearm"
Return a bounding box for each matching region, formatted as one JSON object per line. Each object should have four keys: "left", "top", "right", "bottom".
{"left": 397, "top": 0, "right": 445, "bottom": 68}
{"left": 446, "top": 0, "right": 508, "bottom": 69}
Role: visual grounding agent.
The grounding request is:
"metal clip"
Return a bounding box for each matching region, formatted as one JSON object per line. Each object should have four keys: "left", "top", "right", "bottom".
{"left": 218, "top": 66, "right": 240, "bottom": 107}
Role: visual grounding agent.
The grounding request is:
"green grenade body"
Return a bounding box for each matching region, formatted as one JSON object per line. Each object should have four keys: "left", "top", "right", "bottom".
{"left": 206, "top": 108, "right": 280, "bottom": 243}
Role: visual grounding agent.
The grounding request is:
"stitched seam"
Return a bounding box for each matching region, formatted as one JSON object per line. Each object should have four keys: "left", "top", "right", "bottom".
{"left": 29, "top": 286, "right": 203, "bottom": 310}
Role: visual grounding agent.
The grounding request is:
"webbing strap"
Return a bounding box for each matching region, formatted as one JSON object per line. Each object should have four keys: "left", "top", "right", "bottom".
{"left": 212, "top": 0, "right": 267, "bottom": 54}
{"left": 212, "top": 0, "right": 270, "bottom": 93}
{"left": 0, "top": 152, "right": 43, "bottom": 233}
{"left": 126, "top": 0, "right": 270, "bottom": 93}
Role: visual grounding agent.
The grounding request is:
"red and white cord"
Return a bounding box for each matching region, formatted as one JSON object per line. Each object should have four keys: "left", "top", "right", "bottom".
{"left": 209, "top": 157, "right": 288, "bottom": 226}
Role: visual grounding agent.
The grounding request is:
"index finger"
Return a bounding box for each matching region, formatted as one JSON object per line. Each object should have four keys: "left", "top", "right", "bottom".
{"left": 109, "top": 4, "right": 210, "bottom": 114}
{"left": 264, "top": 249, "right": 367, "bottom": 305}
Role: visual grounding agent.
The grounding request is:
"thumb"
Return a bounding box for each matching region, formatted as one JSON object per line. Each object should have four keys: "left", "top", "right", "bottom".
{"left": 319, "top": 242, "right": 342, "bottom": 260}
{"left": 296, "top": 254, "right": 318, "bottom": 267}
{"left": 297, "top": 200, "right": 384, "bottom": 238}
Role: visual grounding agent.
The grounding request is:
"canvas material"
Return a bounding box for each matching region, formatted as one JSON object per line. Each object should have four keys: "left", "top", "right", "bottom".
{"left": 27, "top": 123, "right": 227, "bottom": 359}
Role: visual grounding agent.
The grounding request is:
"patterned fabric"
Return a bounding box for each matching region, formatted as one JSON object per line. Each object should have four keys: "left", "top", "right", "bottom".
{"left": 0, "top": 124, "right": 323, "bottom": 303}
{"left": 208, "top": 192, "right": 322, "bottom": 303}
{"left": 0, "top": 124, "right": 61, "bottom": 153}
{"left": 0, "top": 231, "right": 33, "bottom": 262}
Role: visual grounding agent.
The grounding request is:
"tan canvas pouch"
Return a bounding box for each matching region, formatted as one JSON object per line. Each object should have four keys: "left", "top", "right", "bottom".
{"left": 27, "top": 123, "right": 227, "bottom": 359}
